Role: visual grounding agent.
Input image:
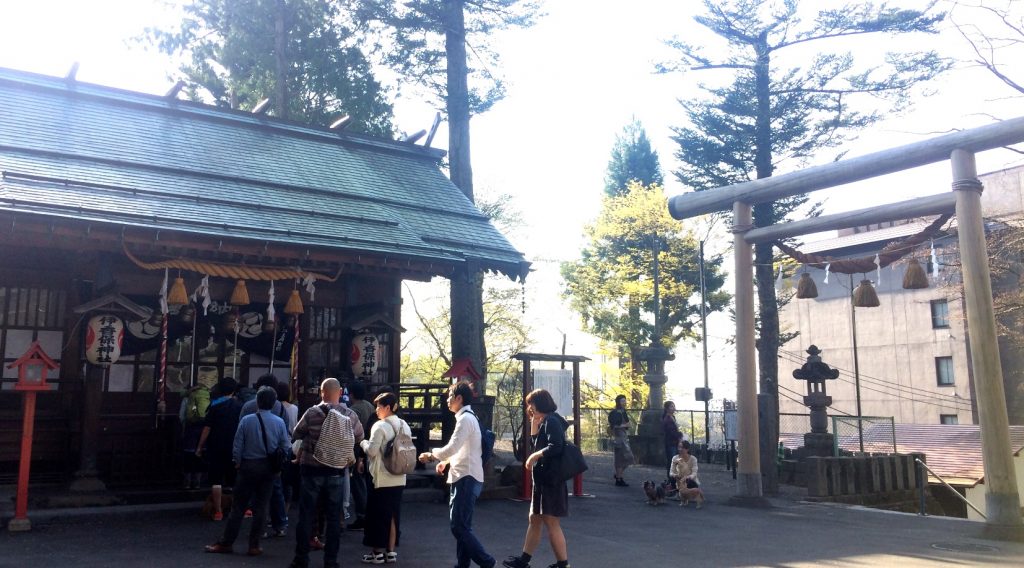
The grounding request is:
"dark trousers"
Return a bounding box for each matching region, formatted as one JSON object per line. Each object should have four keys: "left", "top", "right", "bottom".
{"left": 450, "top": 476, "right": 493, "bottom": 568}
{"left": 218, "top": 459, "right": 274, "bottom": 549}
{"left": 294, "top": 473, "right": 343, "bottom": 567}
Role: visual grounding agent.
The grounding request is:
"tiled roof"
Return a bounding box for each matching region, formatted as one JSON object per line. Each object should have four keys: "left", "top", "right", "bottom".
{"left": 801, "top": 222, "right": 934, "bottom": 254}
{"left": 0, "top": 67, "right": 529, "bottom": 280}
{"left": 893, "top": 423, "right": 1024, "bottom": 487}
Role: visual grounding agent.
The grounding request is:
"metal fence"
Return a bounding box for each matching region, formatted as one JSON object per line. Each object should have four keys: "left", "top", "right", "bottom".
{"left": 492, "top": 406, "right": 730, "bottom": 453}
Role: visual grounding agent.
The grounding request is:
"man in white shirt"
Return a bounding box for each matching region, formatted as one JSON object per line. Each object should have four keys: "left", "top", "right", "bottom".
{"left": 419, "top": 381, "right": 496, "bottom": 568}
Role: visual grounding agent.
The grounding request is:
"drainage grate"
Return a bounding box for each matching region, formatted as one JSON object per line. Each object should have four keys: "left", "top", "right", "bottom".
{"left": 930, "top": 542, "right": 1000, "bottom": 553}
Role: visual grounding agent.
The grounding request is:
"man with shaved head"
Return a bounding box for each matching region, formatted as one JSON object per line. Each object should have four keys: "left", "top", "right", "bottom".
{"left": 288, "top": 378, "right": 364, "bottom": 568}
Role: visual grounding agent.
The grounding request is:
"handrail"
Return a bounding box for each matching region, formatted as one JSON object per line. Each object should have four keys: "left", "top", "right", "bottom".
{"left": 916, "top": 458, "right": 986, "bottom": 519}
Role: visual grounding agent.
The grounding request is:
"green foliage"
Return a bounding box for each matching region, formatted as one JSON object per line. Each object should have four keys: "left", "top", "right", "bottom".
{"left": 604, "top": 119, "right": 664, "bottom": 197}
{"left": 341, "top": 0, "right": 541, "bottom": 115}
{"left": 145, "top": 0, "right": 393, "bottom": 135}
{"left": 561, "top": 182, "right": 730, "bottom": 355}
{"left": 664, "top": 0, "right": 949, "bottom": 224}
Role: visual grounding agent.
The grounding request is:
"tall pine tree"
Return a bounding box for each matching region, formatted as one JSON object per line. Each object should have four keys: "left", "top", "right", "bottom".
{"left": 345, "top": 0, "right": 540, "bottom": 383}
{"left": 146, "top": 0, "right": 393, "bottom": 135}
{"left": 661, "top": 0, "right": 949, "bottom": 493}
{"left": 604, "top": 119, "right": 664, "bottom": 197}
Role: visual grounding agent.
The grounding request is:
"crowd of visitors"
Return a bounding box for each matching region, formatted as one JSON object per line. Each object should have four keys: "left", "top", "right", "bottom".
{"left": 185, "top": 377, "right": 607, "bottom": 567}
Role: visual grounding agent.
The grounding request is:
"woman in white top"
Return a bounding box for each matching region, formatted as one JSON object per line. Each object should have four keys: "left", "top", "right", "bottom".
{"left": 359, "top": 392, "right": 410, "bottom": 564}
{"left": 669, "top": 440, "right": 705, "bottom": 508}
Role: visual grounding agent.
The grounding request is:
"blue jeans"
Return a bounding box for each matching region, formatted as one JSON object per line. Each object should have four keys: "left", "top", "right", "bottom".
{"left": 270, "top": 475, "right": 288, "bottom": 531}
{"left": 293, "top": 473, "right": 343, "bottom": 567}
{"left": 450, "top": 476, "right": 494, "bottom": 568}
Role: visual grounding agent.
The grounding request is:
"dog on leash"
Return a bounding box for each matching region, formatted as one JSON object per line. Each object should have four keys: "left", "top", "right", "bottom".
{"left": 642, "top": 480, "right": 666, "bottom": 506}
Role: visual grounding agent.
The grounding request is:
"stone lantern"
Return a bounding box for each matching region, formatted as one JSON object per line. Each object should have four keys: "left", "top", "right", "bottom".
{"left": 792, "top": 345, "right": 840, "bottom": 458}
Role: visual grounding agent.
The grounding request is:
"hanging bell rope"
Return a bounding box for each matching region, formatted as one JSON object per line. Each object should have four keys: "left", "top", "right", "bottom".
{"left": 284, "top": 289, "right": 304, "bottom": 315}
{"left": 229, "top": 279, "right": 250, "bottom": 306}
{"left": 796, "top": 272, "right": 819, "bottom": 299}
{"left": 902, "top": 258, "right": 930, "bottom": 289}
{"left": 853, "top": 278, "right": 881, "bottom": 307}
{"left": 774, "top": 214, "right": 951, "bottom": 275}
{"left": 168, "top": 276, "right": 189, "bottom": 306}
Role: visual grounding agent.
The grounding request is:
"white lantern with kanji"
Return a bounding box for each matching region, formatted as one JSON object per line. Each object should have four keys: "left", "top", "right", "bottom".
{"left": 85, "top": 315, "right": 125, "bottom": 367}
{"left": 350, "top": 332, "right": 380, "bottom": 378}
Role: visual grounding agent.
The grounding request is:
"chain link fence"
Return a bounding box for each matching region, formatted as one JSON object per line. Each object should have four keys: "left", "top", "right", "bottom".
{"left": 832, "top": 416, "right": 897, "bottom": 455}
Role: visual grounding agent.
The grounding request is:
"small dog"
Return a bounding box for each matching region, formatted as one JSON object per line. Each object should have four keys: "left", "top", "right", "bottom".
{"left": 642, "top": 480, "right": 666, "bottom": 506}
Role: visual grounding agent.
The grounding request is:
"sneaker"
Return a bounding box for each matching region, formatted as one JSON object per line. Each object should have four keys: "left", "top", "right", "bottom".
{"left": 212, "top": 511, "right": 224, "bottom": 521}
{"left": 347, "top": 519, "right": 366, "bottom": 531}
{"left": 546, "top": 564, "right": 571, "bottom": 568}
{"left": 385, "top": 551, "right": 398, "bottom": 563}
{"left": 503, "top": 557, "right": 531, "bottom": 568}
{"left": 310, "top": 537, "right": 325, "bottom": 551}
{"left": 362, "top": 552, "right": 385, "bottom": 564}
{"left": 244, "top": 509, "right": 253, "bottom": 518}
{"left": 614, "top": 478, "right": 629, "bottom": 487}
{"left": 262, "top": 528, "right": 288, "bottom": 538}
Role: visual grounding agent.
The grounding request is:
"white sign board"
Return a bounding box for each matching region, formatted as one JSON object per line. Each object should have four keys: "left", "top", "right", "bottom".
{"left": 724, "top": 409, "right": 739, "bottom": 441}
{"left": 532, "top": 369, "right": 574, "bottom": 416}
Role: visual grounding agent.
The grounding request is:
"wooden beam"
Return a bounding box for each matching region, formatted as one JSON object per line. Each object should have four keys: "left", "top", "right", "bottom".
{"left": 743, "top": 193, "right": 956, "bottom": 244}
{"left": 668, "top": 116, "right": 1024, "bottom": 220}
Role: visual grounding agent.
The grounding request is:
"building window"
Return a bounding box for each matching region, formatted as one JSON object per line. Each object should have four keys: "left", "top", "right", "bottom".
{"left": 1, "top": 287, "right": 67, "bottom": 390}
{"left": 940, "top": 414, "right": 959, "bottom": 425}
{"left": 931, "top": 300, "right": 949, "bottom": 328}
{"left": 936, "top": 356, "right": 955, "bottom": 386}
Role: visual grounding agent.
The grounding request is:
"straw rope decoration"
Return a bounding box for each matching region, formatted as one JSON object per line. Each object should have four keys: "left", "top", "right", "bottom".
{"left": 774, "top": 214, "right": 951, "bottom": 274}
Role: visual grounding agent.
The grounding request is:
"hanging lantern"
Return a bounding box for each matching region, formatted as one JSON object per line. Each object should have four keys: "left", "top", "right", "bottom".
{"left": 350, "top": 332, "right": 380, "bottom": 378}
{"left": 284, "top": 289, "right": 304, "bottom": 315}
{"left": 230, "top": 279, "right": 250, "bottom": 306}
{"left": 85, "top": 315, "right": 125, "bottom": 367}
{"left": 796, "top": 273, "right": 819, "bottom": 299}
{"left": 853, "top": 279, "right": 880, "bottom": 308}
{"left": 168, "top": 277, "right": 189, "bottom": 306}
{"left": 902, "top": 258, "right": 929, "bottom": 290}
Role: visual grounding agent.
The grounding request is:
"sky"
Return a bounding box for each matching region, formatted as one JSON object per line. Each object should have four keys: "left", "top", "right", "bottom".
{"left": 1, "top": 0, "right": 1022, "bottom": 408}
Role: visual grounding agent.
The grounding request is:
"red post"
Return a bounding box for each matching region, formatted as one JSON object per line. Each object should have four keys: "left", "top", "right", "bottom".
{"left": 10, "top": 391, "right": 37, "bottom": 531}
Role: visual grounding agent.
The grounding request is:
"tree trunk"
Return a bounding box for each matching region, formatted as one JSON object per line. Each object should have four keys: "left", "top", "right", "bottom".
{"left": 445, "top": 0, "right": 488, "bottom": 384}
{"left": 753, "top": 32, "right": 779, "bottom": 495}
{"left": 274, "top": 0, "right": 288, "bottom": 119}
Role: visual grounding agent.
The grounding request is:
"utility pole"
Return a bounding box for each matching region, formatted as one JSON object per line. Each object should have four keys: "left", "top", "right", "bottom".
{"left": 700, "top": 239, "right": 710, "bottom": 447}
{"left": 849, "top": 274, "right": 865, "bottom": 453}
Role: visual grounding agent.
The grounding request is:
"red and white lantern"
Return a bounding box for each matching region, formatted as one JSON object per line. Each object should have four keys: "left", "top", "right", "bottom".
{"left": 85, "top": 314, "right": 124, "bottom": 367}
{"left": 350, "top": 332, "right": 380, "bottom": 378}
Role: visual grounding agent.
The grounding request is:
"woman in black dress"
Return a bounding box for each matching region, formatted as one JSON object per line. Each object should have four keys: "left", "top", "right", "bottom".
{"left": 503, "top": 389, "right": 571, "bottom": 568}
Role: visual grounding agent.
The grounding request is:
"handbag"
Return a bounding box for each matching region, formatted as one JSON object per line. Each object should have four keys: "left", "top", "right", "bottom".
{"left": 536, "top": 441, "right": 589, "bottom": 485}
{"left": 257, "top": 413, "right": 288, "bottom": 474}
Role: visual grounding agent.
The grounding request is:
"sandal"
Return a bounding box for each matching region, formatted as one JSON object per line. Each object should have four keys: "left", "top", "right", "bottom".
{"left": 362, "top": 552, "right": 385, "bottom": 565}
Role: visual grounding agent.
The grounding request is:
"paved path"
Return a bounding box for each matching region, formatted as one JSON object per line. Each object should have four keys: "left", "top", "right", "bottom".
{"left": 3, "top": 451, "right": 1024, "bottom": 567}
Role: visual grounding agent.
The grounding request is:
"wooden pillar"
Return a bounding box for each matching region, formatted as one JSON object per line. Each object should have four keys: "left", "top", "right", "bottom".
{"left": 519, "top": 358, "right": 533, "bottom": 500}
{"left": 732, "top": 201, "right": 763, "bottom": 499}
{"left": 951, "top": 149, "right": 1024, "bottom": 536}
{"left": 70, "top": 365, "right": 107, "bottom": 492}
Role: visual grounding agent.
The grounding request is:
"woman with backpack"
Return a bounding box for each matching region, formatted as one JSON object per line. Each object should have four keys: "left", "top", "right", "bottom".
{"left": 359, "top": 391, "right": 412, "bottom": 565}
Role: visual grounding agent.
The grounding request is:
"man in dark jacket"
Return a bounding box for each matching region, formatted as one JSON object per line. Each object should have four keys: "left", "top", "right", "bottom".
{"left": 196, "top": 377, "right": 243, "bottom": 521}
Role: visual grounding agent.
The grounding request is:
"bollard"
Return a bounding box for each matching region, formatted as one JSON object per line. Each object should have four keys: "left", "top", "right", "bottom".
{"left": 917, "top": 460, "right": 927, "bottom": 516}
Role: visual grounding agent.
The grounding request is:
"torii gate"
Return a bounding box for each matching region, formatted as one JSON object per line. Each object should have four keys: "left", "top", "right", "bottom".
{"left": 668, "top": 117, "right": 1024, "bottom": 538}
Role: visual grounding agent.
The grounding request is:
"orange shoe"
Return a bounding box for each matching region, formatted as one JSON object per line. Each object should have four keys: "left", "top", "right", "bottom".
{"left": 213, "top": 511, "right": 224, "bottom": 521}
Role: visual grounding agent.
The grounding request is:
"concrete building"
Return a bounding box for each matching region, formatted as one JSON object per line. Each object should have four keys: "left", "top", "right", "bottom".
{"left": 777, "top": 165, "right": 1024, "bottom": 427}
